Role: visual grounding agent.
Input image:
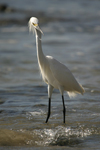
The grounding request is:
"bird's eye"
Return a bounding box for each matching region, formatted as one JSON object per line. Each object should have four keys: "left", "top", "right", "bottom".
{"left": 33, "top": 23, "right": 38, "bottom": 26}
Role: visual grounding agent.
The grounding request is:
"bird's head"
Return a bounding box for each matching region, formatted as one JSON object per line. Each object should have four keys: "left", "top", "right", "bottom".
{"left": 28, "top": 17, "right": 43, "bottom": 34}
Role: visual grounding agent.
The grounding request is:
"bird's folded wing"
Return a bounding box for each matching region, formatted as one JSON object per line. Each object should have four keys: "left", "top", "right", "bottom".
{"left": 47, "top": 56, "right": 76, "bottom": 86}
{"left": 47, "top": 56, "right": 84, "bottom": 94}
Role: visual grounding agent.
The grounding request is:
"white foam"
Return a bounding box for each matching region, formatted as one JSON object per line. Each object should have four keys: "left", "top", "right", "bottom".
{"left": 29, "top": 110, "right": 44, "bottom": 116}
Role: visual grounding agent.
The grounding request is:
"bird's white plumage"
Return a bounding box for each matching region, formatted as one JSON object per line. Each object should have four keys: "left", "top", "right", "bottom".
{"left": 28, "top": 17, "right": 85, "bottom": 98}
{"left": 28, "top": 17, "right": 85, "bottom": 123}
{"left": 46, "top": 56, "right": 84, "bottom": 96}
{"left": 28, "top": 17, "right": 38, "bottom": 33}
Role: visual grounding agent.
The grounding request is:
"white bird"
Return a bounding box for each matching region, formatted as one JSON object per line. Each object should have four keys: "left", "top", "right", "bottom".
{"left": 28, "top": 17, "right": 85, "bottom": 123}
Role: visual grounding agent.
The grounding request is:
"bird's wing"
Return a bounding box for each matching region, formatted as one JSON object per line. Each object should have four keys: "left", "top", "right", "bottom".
{"left": 46, "top": 56, "right": 84, "bottom": 94}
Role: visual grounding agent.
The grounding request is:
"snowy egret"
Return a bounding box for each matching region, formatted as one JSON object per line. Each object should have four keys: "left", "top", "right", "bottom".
{"left": 28, "top": 17, "right": 85, "bottom": 123}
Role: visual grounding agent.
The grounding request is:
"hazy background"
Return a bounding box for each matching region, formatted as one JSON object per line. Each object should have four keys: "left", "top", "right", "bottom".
{"left": 0, "top": 0, "right": 100, "bottom": 149}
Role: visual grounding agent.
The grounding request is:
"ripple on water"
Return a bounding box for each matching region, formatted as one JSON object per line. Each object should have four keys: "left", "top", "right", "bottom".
{"left": 0, "top": 125, "right": 99, "bottom": 146}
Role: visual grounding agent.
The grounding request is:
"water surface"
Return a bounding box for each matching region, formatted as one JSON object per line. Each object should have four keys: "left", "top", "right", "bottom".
{"left": 0, "top": 0, "right": 100, "bottom": 149}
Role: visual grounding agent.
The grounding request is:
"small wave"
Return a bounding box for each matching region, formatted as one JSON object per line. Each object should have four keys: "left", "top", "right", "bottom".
{"left": 30, "top": 111, "right": 42, "bottom": 116}
{"left": 29, "top": 110, "right": 45, "bottom": 116}
{"left": 26, "top": 110, "right": 45, "bottom": 120}
{"left": 0, "top": 125, "right": 99, "bottom": 146}
{"left": 91, "top": 113, "right": 100, "bottom": 116}
{"left": 0, "top": 129, "right": 33, "bottom": 146}
{"left": 34, "top": 126, "right": 92, "bottom": 146}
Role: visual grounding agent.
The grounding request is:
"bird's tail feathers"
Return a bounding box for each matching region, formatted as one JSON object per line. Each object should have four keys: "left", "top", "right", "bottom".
{"left": 67, "top": 92, "right": 77, "bottom": 98}
{"left": 67, "top": 84, "right": 85, "bottom": 98}
{"left": 78, "top": 83, "right": 85, "bottom": 95}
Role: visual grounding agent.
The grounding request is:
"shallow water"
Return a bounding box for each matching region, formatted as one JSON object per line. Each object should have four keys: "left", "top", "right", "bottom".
{"left": 0, "top": 0, "right": 100, "bottom": 149}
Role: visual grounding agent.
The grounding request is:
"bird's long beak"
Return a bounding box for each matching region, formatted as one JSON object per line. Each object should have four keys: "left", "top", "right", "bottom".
{"left": 32, "top": 23, "right": 43, "bottom": 34}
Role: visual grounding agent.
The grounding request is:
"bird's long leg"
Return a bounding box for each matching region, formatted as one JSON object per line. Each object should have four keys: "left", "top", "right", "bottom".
{"left": 62, "top": 95, "right": 66, "bottom": 123}
{"left": 45, "top": 97, "right": 51, "bottom": 123}
{"left": 45, "top": 85, "right": 53, "bottom": 123}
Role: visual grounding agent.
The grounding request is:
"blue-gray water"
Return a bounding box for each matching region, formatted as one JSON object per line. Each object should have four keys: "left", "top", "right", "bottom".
{"left": 0, "top": 0, "right": 100, "bottom": 149}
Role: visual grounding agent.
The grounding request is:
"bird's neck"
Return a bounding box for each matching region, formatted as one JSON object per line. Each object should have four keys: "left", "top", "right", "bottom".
{"left": 35, "top": 29, "right": 45, "bottom": 66}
